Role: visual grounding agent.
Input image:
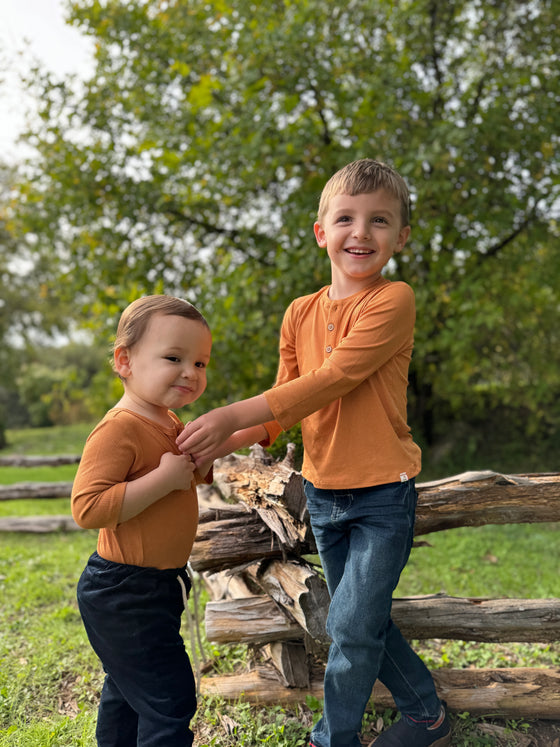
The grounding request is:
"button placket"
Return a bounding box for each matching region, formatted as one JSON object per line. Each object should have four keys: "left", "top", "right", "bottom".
{"left": 325, "top": 304, "right": 337, "bottom": 355}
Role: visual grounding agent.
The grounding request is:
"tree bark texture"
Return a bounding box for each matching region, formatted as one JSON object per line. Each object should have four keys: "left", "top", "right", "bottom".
{"left": 205, "top": 593, "right": 560, "bottom": 645}
{"left": 200, "top": 665, "right": 560, "bottom": 719}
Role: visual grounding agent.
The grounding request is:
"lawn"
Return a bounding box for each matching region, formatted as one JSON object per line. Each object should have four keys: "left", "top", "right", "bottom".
{"left": 0, "top": 425, "right": 559, "bottom": 746}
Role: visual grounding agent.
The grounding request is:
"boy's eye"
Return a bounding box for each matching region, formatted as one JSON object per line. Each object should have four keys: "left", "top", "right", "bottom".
{"left": 165, "top": 356, "right": 180, "bottom": 363}
{"left": 195, "top": 361, "right": 207, "bottom": 369}
{"left": 336, "top": 215, "right": 351, "bottom": 223}
{"left": 373, "top": 216, "right": 388, "bottom": 224}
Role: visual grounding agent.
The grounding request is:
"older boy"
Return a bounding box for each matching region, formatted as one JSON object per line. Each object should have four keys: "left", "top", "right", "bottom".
{"left": 178, "top": 160, "right": 450, "bottom": 747}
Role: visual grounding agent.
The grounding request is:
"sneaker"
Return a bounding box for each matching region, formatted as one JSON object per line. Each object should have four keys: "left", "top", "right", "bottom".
{"left": 369, "top": 703, "right": 451, "bottom": 746}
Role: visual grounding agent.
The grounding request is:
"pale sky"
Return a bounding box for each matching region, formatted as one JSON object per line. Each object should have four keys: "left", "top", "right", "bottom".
{"left": 0, "top": 0, "right": 94, "bottom": 162}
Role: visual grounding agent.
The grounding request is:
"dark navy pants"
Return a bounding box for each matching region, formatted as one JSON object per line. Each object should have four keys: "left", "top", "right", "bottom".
{"left": 77, "top": 552, "right": 196, "bottom": 747}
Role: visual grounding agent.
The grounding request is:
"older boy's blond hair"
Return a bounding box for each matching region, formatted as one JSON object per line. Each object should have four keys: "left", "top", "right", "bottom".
{"left": 113, "top": 295, "right": 209, "bottom": 358}
{"left": 317, "top": 159, "right": 411, "bottom": 227}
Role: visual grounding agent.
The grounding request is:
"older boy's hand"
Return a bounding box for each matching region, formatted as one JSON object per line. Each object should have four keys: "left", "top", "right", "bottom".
{"left": 176, "top": 407, "right": 237, "bottom": 463}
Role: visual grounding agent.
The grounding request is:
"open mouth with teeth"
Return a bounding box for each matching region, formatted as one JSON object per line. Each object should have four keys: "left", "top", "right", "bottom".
{"left": 345, "top": 247, "right": 374, "bottom": 255}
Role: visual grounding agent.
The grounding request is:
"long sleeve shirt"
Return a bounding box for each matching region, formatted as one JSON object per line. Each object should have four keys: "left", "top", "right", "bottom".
{"left": 263, "top": 277, "right": 421, "bottom": 489}
{"left": 72, "top": 408, "right": 209, "bottom": 569}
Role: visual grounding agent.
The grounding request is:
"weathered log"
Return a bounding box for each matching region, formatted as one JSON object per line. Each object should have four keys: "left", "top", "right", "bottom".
{"left": 202, "top": 569, "right": 257, "bottom": 601}
{"left": 430, "top": 667, "right": 560, "bottom": 719}
{"left": 0, "top": 455, "right": 80, "bottom": 467}
{"left": 247, "top": 560, "right": 330, "bottom": 644}
{"left": 190, "top": 506, "right": 287, "bottom": 573}
{"left": 211, "top": 455, "right": 560, "bottom": 536}
{"left": 204, "top": 593, "right": 560, "bottom": 645}
{"left": 0, "top": 482, "right": 73, "bottom": 501}
{"left": 263, "top": 642, "right": 310, "bottom": 688}
{"left": 393, "top": 594, "right": 560, "bottom": 643}
{"left": 214, "top": 446, "right": 308, "bottom": 521}
{"left": 212, "top": 449, "right": 313, "bottom": 549}
{"left": 200, "top": 665, "right": 560, "bottom": 719}
{"left": 0, "top": 515, "right": 80, "bottom": 532}
{"left": 415, "top": 470, "right": 560, "bottom": 534}
{"left": 200, "top": 664, "right": 322, "bottom": 703}
{"left": 204, "top": 596, "right": 302, "bottom": 644}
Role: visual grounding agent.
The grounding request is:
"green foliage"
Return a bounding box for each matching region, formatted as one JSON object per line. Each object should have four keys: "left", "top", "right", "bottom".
{"left": 6, "top": 0, "right": 558, "bottom": 463}
{"left": 2, "top": 422, "right": 94, "bottom": 455}
{"left": 15, "top": 343, "right": 115, "bottom": 427}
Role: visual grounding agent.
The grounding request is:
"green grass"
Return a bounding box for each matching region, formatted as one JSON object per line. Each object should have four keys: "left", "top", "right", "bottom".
{"left": 0, "top": 465, "right": 78, "bottom": 484}
{"left": 1, "top": 424, "right": 559, "bottom": 745}
{"left": 399, "top": 522, "right": 560, "bottom": 599}
{"left": 0, "top": 532, "right": 101, "bottom": 746}
{"left": 2, "top": 423, "right": 94, "bottom": 456}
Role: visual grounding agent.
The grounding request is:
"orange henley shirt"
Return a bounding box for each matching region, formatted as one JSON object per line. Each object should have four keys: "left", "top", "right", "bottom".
{"left": 263, "top": 277, "right": 421, "bottom": 489}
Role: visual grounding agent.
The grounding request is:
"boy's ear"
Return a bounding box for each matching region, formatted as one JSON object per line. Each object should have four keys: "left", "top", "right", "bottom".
{"left": 113, "top": 347, "right": 132, "bottom": 378}
{"left": 394, "top": 225, "right": 411, "bottom": 253}
{"left": 314, "top": 221, "right": 327, "bottom": 247}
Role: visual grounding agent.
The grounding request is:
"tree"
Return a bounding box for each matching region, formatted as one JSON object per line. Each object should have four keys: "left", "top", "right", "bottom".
{"left": 11, "top": 0, "right": 560, "bottom": 467}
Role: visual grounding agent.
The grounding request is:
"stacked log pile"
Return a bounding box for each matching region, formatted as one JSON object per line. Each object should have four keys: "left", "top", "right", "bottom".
{"left": 191, "top": 447, "right": 560, "bottom": 718}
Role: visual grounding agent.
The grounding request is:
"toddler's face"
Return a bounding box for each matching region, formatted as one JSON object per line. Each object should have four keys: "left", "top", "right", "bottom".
{"left": 122, "top": 313, "right": 212, "bottom": 412}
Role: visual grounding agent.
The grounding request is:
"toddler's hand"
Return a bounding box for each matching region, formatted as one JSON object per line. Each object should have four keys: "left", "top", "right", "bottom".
{"left": 158, "top": 451, "right": 196, "bottom": 492}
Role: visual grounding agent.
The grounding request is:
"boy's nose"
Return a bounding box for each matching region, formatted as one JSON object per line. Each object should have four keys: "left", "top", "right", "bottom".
{"left": 353, "top": 223, "right": 371, "bottom": 239}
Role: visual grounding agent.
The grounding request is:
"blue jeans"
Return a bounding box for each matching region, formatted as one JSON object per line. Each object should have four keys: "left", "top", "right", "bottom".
{"left": 77, "top": 552, "right": 196, "bottom": 747}
{"left": 304, "top": 479, "right": 441, "bottom": 747}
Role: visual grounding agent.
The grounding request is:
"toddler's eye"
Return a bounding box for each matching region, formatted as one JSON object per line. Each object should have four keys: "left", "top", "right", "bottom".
{"left": 165, "top": 356, "right": 180, "bottom": 363}
{"left": 195, "top": 361, "right": 207, "bottom": 369}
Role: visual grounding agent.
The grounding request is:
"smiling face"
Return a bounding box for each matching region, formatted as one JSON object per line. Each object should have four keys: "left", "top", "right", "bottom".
{"left": 114, "top": 313, "right": 212, "bottom": 424}
{"left": 314, "top": 190, "right": 411, "bottom": 299}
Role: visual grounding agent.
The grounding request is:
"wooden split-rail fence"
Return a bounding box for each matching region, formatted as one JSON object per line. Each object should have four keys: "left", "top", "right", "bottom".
{"left": 1, "top": 448, "right": 559, "bottom": 718}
